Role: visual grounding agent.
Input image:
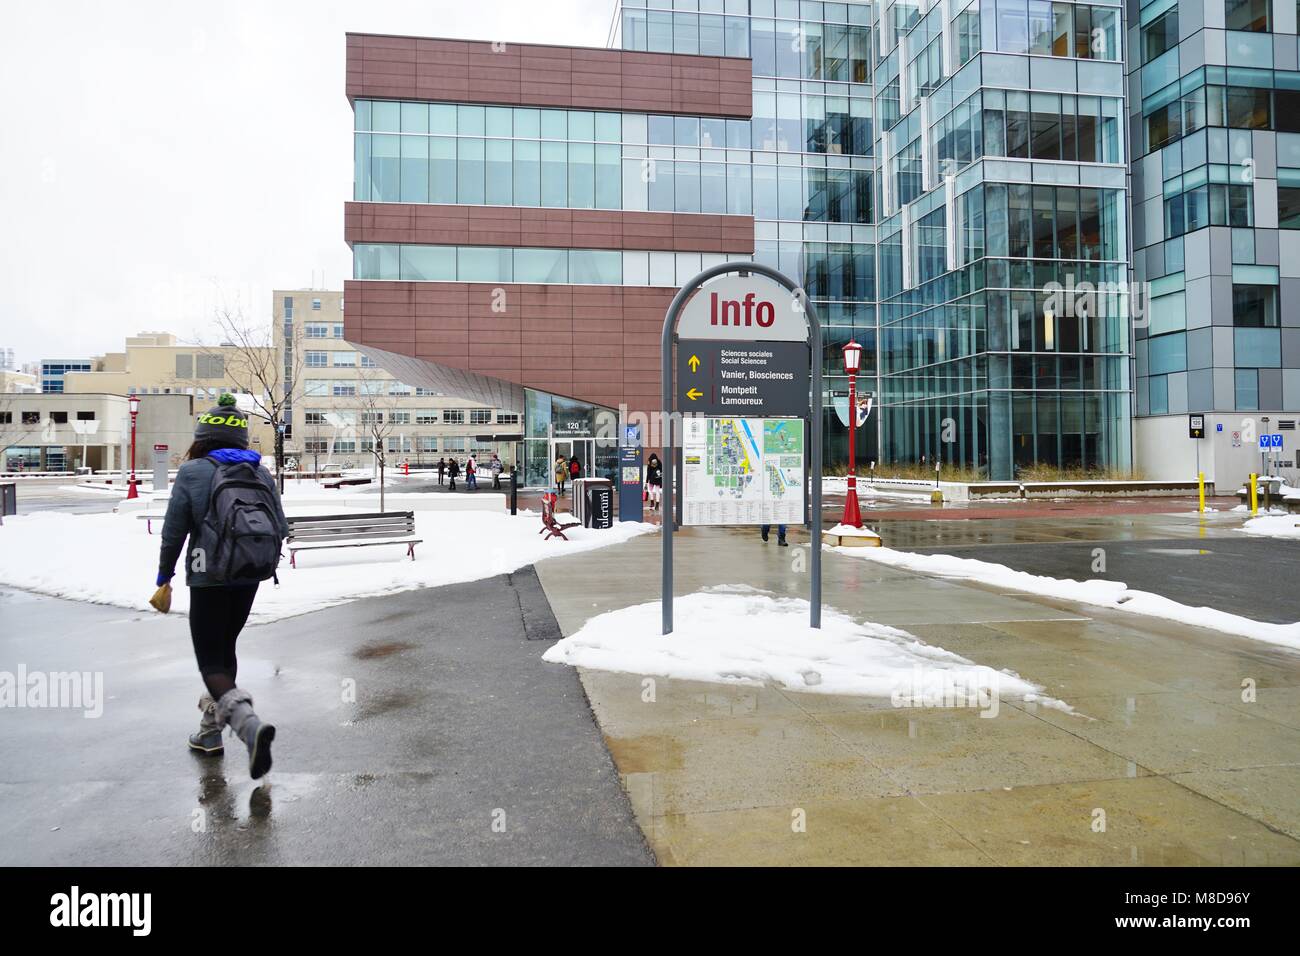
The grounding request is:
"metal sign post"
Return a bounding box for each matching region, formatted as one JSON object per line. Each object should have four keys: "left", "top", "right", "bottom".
{"left": 660, "top": 262, "right": 822, "bottom": 635}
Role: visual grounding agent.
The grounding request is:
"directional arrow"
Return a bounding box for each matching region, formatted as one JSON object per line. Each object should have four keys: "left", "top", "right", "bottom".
{"left": 686, "top": 387, "right": 703, "bottom": 401}
{"left": 688, "top": 354, "right": 700, "bottom": 373}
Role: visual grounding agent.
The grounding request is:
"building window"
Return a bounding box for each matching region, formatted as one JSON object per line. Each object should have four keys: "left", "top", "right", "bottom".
{"left": 76, "top": 411, "right": 94, "bottom": 421}
{"left": 360, "top": 354, "right": 378, "bottom": 368}
{"left": 443, "top": 409, "right": 465, "bottom": 424}
{"left": 361, "top": 412, "right": 383, "bottom": 424}
{"left": 22, "top": 411, "right": 39, "bottom": 425}
{"left": 305, "top": 351, "right": 329, "bottom": 368}
{"left": 1233, "top": 285, "right": 1278, "bottom": 328}
{"left": 332, "top": 383, "right": 357, "bottom": 397}
{"left": 415, "top": 410, "right": 438, "bottom": 425}
{"left": 332, "top": 351, "right": 356, "bottom": 367}
{"left": 1142, "top": 9, "right": 1177, "bottom": 64}
{"left": 50, "top": 411, "right": 68, "bottom": 424}
{"left": 175, "top": 354, "right": 194, "bottom": 378}
{"left": 1235, "top": 369, "right": 1259, "bottom": 409}
{"left": 305, "top": 323, "right": 329, "bottom": 338}
{"left": 1225, "top": 0, "right": 1269, "bottom": 32}
{"left": 389, "top": 411, "right": 411, "bottom": 425}
{"left": 333, "top": 324, "right": 345, "bottom": 338}
{"left": 283, "top": 296, "right": 294, "bottom": 319}
{"left": 1279, "top": 186, "right": 1300, "bottom": 228}
{"left": 443, "top": 437, "right": 466, "bottom": 452}
{"left": 470, "top": 409, "right": 492, "bottom": 425}
{"left": 496, "top": 413, "right": 520, "bottom": 426}
{"left": 0, "top": 412, "right": 10, "bottom": 424}
{"left": 304, "top": 411, "right": 327, "bottom": 426}
{"left": 196, "top": 354, "right": 224, "bottom": 379}
{"left": 312, "top": 298, "right": 322, "bottom": 310}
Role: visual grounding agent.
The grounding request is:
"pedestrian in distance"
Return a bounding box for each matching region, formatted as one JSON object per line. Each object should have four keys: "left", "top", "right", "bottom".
{"left": 437, "top": 457, "right": 446, "bottom": 486}
{"left": 490, "top": 453, "right": 504, "bottom": 490}
{"left": 155, "top": 394, "right": 289, "bottom": 779}
{"left": 645, "top": 453, "right": 663, "bottom": 511}
{"left": 448, "top": 457, "right": 460, "bottom": 490}
{"left": 555, "top": 456, "right": 568, "bottom": 497}
{"left": 569, "top": 456, "right": 581, "bottom": 483}
{"left": 760, "top": 524, "right": 788, "bottom": 547}
{"left": 466, "top": 454, "right": 478, "bottom": 490}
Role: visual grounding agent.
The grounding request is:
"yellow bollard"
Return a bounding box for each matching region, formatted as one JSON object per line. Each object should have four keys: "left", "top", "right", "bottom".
{"left": 1249, "top": 473, "right": 1258, "bottom": 516}
{"left": 1198, "top": 471, "right": 1205, "bottom": 514}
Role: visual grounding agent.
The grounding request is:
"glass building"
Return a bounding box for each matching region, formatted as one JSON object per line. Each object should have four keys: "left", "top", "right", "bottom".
{"left": 1128, "top": 0, "right": 1300, "bottom": 472}
{"left": 347, "top": 3, "right": 1300, "bottom": 485}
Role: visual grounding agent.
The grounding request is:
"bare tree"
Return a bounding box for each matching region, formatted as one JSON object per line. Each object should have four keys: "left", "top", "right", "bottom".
{"left": 355, "top": 367, "right": 402, "bottom": 512}
{"left": 200, "top": 307, "right": 302, "bottom": 491}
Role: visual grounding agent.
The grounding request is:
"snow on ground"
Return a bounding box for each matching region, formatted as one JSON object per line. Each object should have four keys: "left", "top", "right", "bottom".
{"left": 835, "top": 546, "right": 1300, "bottom": 652}
{"left": 543, "top": 587, "right": 1069, "bottom": 711}
{"left": 1240, "top": 514, "right": 1300, "bottom": 540}
{"left": 0, "top": 506, "right": 655, "bottom": 623}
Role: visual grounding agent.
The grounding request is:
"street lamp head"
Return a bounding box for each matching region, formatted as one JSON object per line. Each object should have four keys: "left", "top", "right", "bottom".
{"left": 842, "top": 340, "right": 863, "bottom": 373}
{"left": 127, "top": 395, "right": 141, "bottom": 415}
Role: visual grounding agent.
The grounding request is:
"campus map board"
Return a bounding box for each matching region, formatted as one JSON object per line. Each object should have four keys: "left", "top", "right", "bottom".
{"left": 681, "top": 416, "right": 805, "bottom": 525}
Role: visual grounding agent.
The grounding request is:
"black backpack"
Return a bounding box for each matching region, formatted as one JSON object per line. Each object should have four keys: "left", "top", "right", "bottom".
{"left": 197, "top": 459, "right": 284, "bottom": 585}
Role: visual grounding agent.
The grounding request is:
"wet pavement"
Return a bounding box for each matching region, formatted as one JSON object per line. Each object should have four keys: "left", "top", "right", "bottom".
{"left": 535, "top": 526, "right": 1300, "bottom": 866}
{"left": 10, "top": 476, "right": 121, "bottom": 514}
{"left": 0, "top": 572, "right": 651, "bottom": 866}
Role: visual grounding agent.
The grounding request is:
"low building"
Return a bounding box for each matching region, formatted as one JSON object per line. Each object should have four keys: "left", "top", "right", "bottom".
{"left": 0, "top": 393, "right": 194, "bottom": 473}
{"left": 0, "top": 369, "right": 38, "bottom": 393}
{"left": 275, "top": 289, "right": 522, "bottom": 470}
{"left": 61, "top": 332, "right": 277, "bottom": 452}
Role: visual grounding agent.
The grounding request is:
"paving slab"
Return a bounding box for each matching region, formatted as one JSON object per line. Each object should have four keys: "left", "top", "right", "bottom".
{"left": 536, "top": 525, "right": 1300, "bottom": 866}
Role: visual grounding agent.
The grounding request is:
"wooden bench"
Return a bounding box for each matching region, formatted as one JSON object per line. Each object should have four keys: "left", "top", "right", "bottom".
{"left": 286, "top": 512, "right": 421, "bottom": 567}
{"left": 539, "top": 493, "right": 579, "bottom": 541}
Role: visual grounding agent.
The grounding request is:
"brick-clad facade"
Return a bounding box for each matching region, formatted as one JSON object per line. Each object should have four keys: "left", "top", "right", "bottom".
{"left": 345, "top": 32, "right": 755, "bottom": 419}
{"left": 344, "top": 281, "right": 675, "bottom": 414}
{"left": 345, "top": 33, "right": 752, "bottom": 118}
{"left": 345, "top": 203, "right": 753, "bottom": 254}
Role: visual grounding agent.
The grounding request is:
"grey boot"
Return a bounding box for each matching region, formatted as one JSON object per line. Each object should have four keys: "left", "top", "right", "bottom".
{"left": 216, "top": 688, "right": 276, "bottom": 779}
{"left": 188, "top": 694, "right": 224, "bottom": 754}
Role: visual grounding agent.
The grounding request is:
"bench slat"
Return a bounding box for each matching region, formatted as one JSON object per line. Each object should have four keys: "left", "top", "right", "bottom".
{"left": 289, "top": 537, "right": 422, "bottom": 552}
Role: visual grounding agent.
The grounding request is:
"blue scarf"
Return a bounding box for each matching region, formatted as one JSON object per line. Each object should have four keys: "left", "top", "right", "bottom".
{"left": 207, "top": 448, "right": 263, "bottom": 464}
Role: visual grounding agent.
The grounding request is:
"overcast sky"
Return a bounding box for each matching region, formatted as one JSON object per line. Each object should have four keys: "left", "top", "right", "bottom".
{"left": 0, "top": 0, "right": 612, "bottom": 365}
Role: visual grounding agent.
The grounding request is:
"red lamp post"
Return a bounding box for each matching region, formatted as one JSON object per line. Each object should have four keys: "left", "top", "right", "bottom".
{"left": 842, "top": 340, "right": 863, "bottom": 528}
{"left": 126, "top": 394, "right": 141, "bottom": 500}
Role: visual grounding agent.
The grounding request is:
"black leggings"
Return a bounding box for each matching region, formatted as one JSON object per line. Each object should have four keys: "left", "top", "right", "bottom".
{"left": 189, "top": 585, "right": 259, "bottom": 696}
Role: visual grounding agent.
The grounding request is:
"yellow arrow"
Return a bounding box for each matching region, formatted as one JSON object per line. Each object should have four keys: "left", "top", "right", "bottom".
{"left": 688, "top": 354, "right": 700, "bottom": 373}
{"left": 686, "top": 388, "right": 703, "bottom": 401}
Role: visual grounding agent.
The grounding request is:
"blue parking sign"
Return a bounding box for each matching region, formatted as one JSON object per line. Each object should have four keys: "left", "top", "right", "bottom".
{"left": 1259, "top": 435, "right": 1269, "bottom": 449}
{"left": 1270, "top": 433, "right": 1284, "bottom": 448}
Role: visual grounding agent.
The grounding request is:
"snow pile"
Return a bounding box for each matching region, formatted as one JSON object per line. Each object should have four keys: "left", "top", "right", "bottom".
{"left": 543, "top": 588, "right": 1066, "bottom": 710}
{"left": 825, "top": 523, "right": 880, "bottom": 537}
{"left": 836, "top": 546, "right": 1300, "bottom": 652}
{"left": 0, "top": 508, "right": 655, "bottom": 623}
{"left": 1239, "top": 515, "right": 1300, "bottom": 540}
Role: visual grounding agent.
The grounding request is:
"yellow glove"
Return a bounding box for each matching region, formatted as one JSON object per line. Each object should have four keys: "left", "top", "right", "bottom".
{"left": 149, "top": 582, "right": 172, "bottom": 614}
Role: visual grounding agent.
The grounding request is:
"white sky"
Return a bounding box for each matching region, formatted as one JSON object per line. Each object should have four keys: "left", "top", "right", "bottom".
{"left": 0, "top": 0, "right": 613, "bottom": 365}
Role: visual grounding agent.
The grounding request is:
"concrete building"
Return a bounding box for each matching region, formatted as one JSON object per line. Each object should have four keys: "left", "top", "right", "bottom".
{"left": 62, "top": 331, "right": 277, "bottom": 453}
{"left": 0, "top": 393, "right": 193, "bottom": 473}
{"left": 0, "top": 369, "right": 38, "bottom": 394}
{"left": 275, "top": 289, "right": 521, "bottom": 469}
{"left": 1127, "top": 0, "right": 1300, "bottom": 489}
{"left": 39, "top": 359, "right": 92, "bottom": 394}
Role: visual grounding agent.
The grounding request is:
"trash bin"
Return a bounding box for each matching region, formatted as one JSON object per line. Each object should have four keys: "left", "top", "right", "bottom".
{"left": 0, "top": 483, "right": 16, "bottom": 518}
{"left": 584, "top": 479, "right": 613, "bottom": 529}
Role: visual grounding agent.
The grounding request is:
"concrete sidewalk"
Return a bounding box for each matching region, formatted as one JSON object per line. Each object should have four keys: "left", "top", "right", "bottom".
{"left": 534, "top": 526, "right": 1300, "bottom": 866}
{"left": 0, "top": 573, "right": 651, "bottom": 866}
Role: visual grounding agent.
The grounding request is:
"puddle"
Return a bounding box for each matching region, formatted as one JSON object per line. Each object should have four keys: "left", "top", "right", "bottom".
{"left": 353, "top": 641, "right": 416, "bottom": 660}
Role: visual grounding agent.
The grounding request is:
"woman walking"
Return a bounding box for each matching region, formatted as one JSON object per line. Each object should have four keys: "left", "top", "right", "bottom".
{"left": 645, "top": 452, "right": 663, "bottom": 511}
{"left": 448, "top": 457, "right": 460, "bottom": 490}
{"left": 156, "top": 395, "right": 289, "bottom": 779}
{"left": 554, "top": 455, "right": 568, "bottom": 497}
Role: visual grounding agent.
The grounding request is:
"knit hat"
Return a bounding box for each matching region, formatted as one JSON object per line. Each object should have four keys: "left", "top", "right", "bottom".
{"left": 195, "top": 393, "right": 250, "bottom": 448}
